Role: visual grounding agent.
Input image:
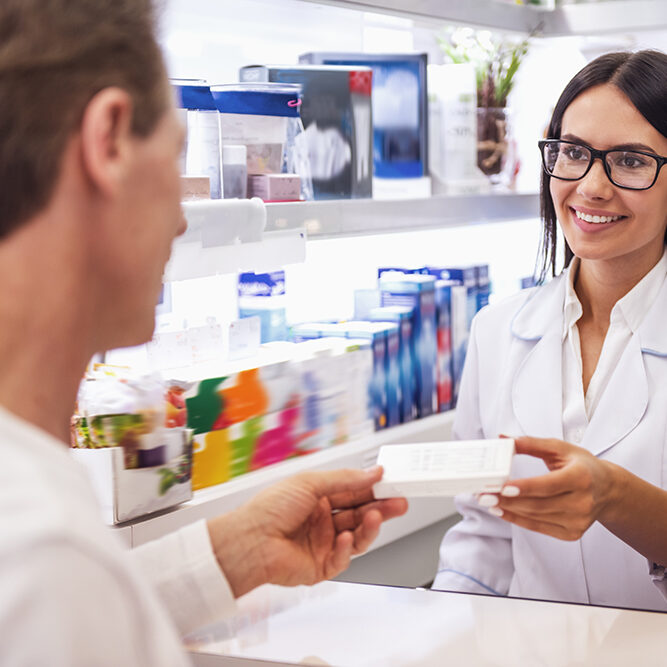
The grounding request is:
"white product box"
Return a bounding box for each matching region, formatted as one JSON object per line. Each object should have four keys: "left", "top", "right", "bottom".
{"left": 373, "top": 438, "right": 514, "bottom": 498}
{"left": 71, "top": 442, "right": 192, "bottom": 525}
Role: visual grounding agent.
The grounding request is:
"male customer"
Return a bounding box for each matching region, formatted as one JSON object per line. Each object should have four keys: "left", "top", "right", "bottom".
{"left": 0, "top": 1, "right": 407, "bottom": 664}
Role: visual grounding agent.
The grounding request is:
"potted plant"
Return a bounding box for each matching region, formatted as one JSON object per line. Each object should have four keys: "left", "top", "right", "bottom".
{"left": 439, "top": 28, "right": 530, "bottom": 182}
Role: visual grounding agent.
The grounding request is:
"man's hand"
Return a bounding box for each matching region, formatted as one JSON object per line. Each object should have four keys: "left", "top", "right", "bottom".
{"left": 478, "top": 436, "right": 617, "bottom": 541}
{"left": 207, "top": 467, "right": 408, "bottom": 598}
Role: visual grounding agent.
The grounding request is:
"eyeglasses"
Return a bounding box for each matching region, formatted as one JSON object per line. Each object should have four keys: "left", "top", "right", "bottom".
{"left": 538, "top": 139, "right": 667, "bottom": 191}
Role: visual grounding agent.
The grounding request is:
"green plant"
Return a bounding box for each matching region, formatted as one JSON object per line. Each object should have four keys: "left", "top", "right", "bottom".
{"left": 438, "top": 28, "right": 531, "bottom": 108}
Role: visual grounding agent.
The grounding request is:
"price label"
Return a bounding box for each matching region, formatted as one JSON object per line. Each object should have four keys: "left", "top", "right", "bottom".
{"left": 229, "top": 316, "right": 261, "bottom": 360}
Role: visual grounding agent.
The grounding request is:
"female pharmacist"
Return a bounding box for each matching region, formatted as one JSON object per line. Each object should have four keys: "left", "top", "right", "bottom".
{"left": 433, "top": 49, "right": 667, "bottom": 611}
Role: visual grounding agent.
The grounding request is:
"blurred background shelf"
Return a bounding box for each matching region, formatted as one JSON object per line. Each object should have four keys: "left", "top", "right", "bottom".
{"left": 165, "top": 199, "right": 307, "bottom": 280}
{"left": 266, "top": 192, "right": 540, "bottom": 239}
{"left": 117, "top": 409, "right": 458, "bottom": 577}
{"left": 298, "top": 0, "right": 667, "bottom": 36}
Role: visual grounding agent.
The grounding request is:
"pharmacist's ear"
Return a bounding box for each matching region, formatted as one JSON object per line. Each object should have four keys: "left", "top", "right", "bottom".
{"left": 79, "top": 87, "right": 134, "bottom": 197}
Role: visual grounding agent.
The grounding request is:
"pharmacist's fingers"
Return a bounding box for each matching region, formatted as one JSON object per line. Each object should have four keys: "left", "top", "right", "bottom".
{"left": 332, "top": 498, "right": 408, "bottom": 532}
{"left": 490, "top": 507, "right": 591, "bottom": 541}
{"left": 499, "top": 467, "right": 576, "bottom": 499}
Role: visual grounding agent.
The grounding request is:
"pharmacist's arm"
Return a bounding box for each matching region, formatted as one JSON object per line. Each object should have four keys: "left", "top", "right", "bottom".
{"left": 488, "top": 437, "right": 667, "bottom": 592}
{"left": 433, "top": 315, "right": 515, "bottom": 596}
{"left": 132, "top": 467, "right": 408, "bottom": 636}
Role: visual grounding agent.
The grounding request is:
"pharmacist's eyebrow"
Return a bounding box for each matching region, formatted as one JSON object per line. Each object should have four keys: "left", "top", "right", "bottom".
{"left": 561, "top": 133, "right": 657, "bottom": 154}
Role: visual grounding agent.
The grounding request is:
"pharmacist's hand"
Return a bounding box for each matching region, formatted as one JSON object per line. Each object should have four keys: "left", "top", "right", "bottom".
{"left": 478, "top": 436, "right": 616, "bottom": 541}
{"left": 207, "top": 467, "right": 408, "bottom": 598}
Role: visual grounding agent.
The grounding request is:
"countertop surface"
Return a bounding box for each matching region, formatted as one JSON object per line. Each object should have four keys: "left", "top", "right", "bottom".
{"left": 186, "top": 579, "right": 667, "bottom": 666}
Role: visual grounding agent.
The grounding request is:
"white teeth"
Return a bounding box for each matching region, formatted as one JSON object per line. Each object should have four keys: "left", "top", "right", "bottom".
{"left": 574, "top": 210, "right": 623, "bottom": 224}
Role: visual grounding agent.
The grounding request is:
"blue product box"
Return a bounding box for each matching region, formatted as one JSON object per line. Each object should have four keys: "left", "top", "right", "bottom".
{"left": 449, "top": 283, "right": 469, "bottom": 405}
{"left": 434, "top": 281, "right": 457, "bottom": 413}
{"left": 379, "top": 275, "right": 437, "bottom": 419}
{"left": 473, "top": 264, "right": 491, "bottom": 312}
{"left": 369, "top": 306, "right": 415, "bottom": 424}
{"left": 238, "top": 271, "right": 287, "bottom": 343}
{"left": 377, "top": 266, "right": 422, "bottom": 280}
{"left": 340, "top": 322, "right": 389, "bottom": 430}
{"left": 239, "top": 64, "right": 373, "bottom": 200}
{"left": 299, "top": 52, "right": 429, "bottom": 179}
{"left": 423, "top": 266, "right": 477, "bottom": 330}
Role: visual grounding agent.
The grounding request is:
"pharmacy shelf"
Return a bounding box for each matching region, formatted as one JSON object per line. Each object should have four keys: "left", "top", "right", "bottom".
{"left": 120, "top": 410, "right": 458, "bottom": 553}
{"left": 165, "top": 199, "right": 306, "bottom": 280}
{"left": 266, "top": 192, "right": 539, "bottom": 239}
{"left": 298, "top": 0, "right": 667, "bottom": 35}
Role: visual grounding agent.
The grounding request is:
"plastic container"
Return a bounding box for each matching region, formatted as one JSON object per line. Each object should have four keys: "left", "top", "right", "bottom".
{"left": 171, "top": 79, "right": 222, "bottom": 199}
{"left": 211, "top": 82, "right": 313, "bottom": 201}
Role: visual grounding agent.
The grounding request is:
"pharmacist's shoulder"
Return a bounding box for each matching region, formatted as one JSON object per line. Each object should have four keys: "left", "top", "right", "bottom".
{"left": 473, "top": 275, "right": 566, "bottom": 340}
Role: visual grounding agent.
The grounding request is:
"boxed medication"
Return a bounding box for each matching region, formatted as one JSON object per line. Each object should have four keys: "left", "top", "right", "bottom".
{"left": 299, "top": 53, "right": 429, "bottom": 183}
{"left": 373, "top": 439, "right": 515, "bottom": 498}
{"left": 379, "top": 273, "right": 437, "bottom": 419}
{"left": 239, "top": 64, "right": 373, "bottom": 200}
{"left": 434, "top": 281, "right": 456, "bottom": 412}
{"left": 71, "top": 370, "right": 192, "bottom": 524}
{"left": 369, "top": 306, "right": 415, "bottom": 424}
{"left": 238, "top": 270, "right": 288, "bottom": 343}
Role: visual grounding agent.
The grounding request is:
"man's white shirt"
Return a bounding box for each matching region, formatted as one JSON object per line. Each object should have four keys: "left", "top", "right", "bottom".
{"left": 0, "top": 405, "right": 235, "bottom": 666}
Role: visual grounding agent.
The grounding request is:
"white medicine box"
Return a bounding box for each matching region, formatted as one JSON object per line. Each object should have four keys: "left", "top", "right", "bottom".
{"left": 373, "top": 438, "right": 515, "bottom": 498}
{"left": 71, "top": 439, "right": 193, "bottom": 525}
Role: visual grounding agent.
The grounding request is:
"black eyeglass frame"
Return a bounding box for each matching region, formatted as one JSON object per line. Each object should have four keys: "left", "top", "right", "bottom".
{"left": 538, "top": 139, "right": 667, "bottom": 191}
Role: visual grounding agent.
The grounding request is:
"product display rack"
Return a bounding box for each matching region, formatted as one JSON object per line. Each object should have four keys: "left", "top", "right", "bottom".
{"left": 266, "top": 192, "right": 539, "bottom": 239}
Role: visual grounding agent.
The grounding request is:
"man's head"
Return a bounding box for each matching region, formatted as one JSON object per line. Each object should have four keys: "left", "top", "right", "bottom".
{"left": 0, "top": 0, "right": 186, "bottom": 350}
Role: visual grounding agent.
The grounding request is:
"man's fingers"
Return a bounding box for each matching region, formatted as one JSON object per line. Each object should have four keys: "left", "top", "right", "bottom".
{"left": 326, "top": 531, "right": 354, "bottom": 578}
{"left": 302, "top": 467, "right": 384, "bottom": 506}
{"left": 332, "top": 498, "right": 408, "bottom": 532}
{"left": 350, "top": 509, "right": 383, "bottom": 555}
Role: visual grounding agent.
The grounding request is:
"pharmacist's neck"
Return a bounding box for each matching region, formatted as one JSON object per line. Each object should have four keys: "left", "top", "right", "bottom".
{"left": 575, "top": 247, "right": 664, "bottom": 324}
{"left": 0, "top": 214, "right": 94, "bottom": 445}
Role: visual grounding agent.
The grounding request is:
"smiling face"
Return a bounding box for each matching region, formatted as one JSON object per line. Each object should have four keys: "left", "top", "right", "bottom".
{"left": 551, "top": 83, "right": 667, "bottom": 277}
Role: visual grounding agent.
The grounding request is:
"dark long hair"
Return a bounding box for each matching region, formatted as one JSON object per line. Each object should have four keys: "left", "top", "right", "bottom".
{"left": 537, "top": 49, "right": 667, "bottom": 283}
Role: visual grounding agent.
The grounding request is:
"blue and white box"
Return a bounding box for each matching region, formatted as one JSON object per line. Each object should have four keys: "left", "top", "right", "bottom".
{"left": 473, "top": 264, "right": 491, "bottom": 312}
{"left": 423, "top": 266, "right": 477, "bottom": 330}
{"left": 340, "top": 322, "right": 389, "bottom": 430}
{"left": 379, "top": 274, "right": 437, "bottom": 418}
{"left": 238, "top": 271, "right": 287, "bottom": 343}
{"left": 299, "top": 52, "right": 429, "bottom": 180}
{"left": 369, "top": 306, "right": 415, "bottom": 424}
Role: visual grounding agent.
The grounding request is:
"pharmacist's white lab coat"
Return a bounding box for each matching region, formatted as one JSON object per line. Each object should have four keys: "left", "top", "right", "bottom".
{"left": 433, "top": 270, "right": 667, "bottom": 611}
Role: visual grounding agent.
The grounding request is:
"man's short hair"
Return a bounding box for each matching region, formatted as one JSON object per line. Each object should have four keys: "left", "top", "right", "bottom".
{"left": 0, "top": 0, "right": 169, "bottom": 239}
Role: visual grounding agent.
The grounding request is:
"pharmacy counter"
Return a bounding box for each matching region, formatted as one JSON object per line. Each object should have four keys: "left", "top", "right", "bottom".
{"left": 187, "top": 580, "right": 667, "bottom": 666}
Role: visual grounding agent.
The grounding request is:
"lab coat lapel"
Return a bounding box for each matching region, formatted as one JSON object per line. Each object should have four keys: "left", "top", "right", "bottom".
{"left": 510, "top": 276, "right": 565, "bottom": 440}
{"left": 583, "top": 334, "right": 648, "bottom": 457}
{"left": 583, "top": 276, "right": 667, "bottom": 457}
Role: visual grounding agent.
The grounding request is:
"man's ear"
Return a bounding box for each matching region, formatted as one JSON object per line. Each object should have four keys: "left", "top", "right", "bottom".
{"left": 79, "top": 87, "right": 135, "bottom": 197}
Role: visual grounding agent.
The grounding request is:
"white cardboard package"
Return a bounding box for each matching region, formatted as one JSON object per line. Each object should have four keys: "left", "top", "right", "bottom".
{"left": 372, "top": 438, "right": 515, "bottom": 498}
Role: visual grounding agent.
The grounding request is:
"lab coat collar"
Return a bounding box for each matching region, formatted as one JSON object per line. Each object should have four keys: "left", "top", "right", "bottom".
{"left": 510, "top": 274, "right": 566, "bottom": 440}
{"left": 637, "top": 271, "right": 667, "bottom": 358}
{"left": 510, "top": 270, "right": 568, "bottom": 342}
{"left": 508, "top": 266, "right": 658, "bottom": 456}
